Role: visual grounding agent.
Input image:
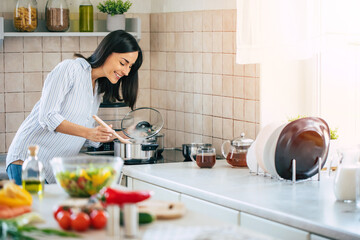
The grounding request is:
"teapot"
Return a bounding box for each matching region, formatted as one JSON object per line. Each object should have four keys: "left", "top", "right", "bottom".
{"left": 221, "top": 133, "right": 253, "bottom": 167}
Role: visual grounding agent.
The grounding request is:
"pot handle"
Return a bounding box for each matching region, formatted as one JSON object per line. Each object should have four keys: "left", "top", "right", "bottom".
{"left": 221, "top": 140, "right": 231, "bottom": 159}
{"left": 141, "top": 144, "right": 158, "bottom": 151}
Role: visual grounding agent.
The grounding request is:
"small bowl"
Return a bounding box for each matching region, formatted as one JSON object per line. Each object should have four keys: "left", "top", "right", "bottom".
{"left": 50, "top": 156, "right": 123, "bottom": 198}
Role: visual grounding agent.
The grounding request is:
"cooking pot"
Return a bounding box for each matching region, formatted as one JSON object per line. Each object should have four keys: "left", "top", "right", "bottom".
{"left": 148, "top": 133, "right": 164, "bottom": 156}
{"left": 114, "top": 139, "right": 158, "bottom": 161}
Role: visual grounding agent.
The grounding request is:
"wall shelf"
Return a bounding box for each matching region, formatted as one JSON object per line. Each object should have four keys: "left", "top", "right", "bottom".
{"left": 0, "top": 17, "right": 141, "bottom": 49}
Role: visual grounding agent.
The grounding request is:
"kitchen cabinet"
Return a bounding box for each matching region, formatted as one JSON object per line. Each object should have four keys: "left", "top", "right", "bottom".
{"left": 240, "top": 212, "right": 309, "bottom": 240}
{"left": 180, "top": 194, "right": 239, "bottom": 225}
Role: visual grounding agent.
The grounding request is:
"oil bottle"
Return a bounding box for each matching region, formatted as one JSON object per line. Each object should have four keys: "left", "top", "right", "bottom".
{"left": 79, "top": 0, "right": 93, "bottom": 32}
{"left": 22, "top": 145, "right": 45, "bottom": 195}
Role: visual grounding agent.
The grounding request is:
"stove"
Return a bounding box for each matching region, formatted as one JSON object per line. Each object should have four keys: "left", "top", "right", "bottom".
{"left": 84, "top": 148, "right": 189, "bottom": 165}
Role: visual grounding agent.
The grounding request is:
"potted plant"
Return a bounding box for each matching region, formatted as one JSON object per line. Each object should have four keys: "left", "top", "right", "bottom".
{"left": 97, "top": 0, "right": 132, "bottom": 31}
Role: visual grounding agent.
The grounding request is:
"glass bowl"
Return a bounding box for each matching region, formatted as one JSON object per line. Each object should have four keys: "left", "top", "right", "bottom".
{"left": 50, "top": 156, "right": 123, "bottom": 198}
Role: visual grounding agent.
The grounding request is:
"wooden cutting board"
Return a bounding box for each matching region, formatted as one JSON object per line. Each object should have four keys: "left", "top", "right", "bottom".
{"left": 138, "top": 200, "right": 186, "bottom": 219}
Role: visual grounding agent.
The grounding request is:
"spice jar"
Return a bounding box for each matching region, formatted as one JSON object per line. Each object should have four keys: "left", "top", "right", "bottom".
{"left": 45, "top": 0, "right": 70, "bottom": 32}
{"left": 14, "top": 0, "right": 38, "bottom": 32}
{"left": 221, "top": 133, "right": 254, "bottom": 167}
{"left": 79, "top": 0, "right": 94, "bottom": 32}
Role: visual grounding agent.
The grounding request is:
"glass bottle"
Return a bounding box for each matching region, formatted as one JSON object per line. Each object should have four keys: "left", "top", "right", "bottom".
{"left": 14, "top": 0, "right": 38, "bottom": 32}
{"left": 45, "top": 0, "right": 70, "bottom": 32}
{"left": 79, "top": 0, "right": 93, "bottom": 32}
{"left": 22, "top": 145, "right": 45, "bottom": 195}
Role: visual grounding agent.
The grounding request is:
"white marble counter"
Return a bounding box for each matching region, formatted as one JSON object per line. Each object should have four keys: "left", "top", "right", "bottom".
{"left": 122, "top": 160, "right": 360, "bottom": 240}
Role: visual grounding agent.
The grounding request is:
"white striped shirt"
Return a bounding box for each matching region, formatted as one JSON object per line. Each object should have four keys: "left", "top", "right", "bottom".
{"left": 6, "top": 58, "right": 102, "bottom": 183}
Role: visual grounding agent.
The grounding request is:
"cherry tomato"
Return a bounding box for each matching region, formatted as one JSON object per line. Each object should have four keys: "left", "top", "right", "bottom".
{"left": 56, "top": 211, "right": 72, "bottom": 230}
{"left": 71, "top": 212, "right": 90, "bottom": 232}
{"left": 90, "top": 210, "right": 108, "bottom": 229}
{"left": 53, "top": 206, "right": 72, "bottom": 220}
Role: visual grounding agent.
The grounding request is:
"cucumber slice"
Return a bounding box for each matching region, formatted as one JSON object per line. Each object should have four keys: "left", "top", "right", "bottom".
{"left": 120, "top": 211, "right": 155, "bottom": 225}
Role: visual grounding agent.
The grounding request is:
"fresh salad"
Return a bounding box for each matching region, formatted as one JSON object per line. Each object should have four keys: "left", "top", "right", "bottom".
{"left": 56, "top": 165, "right": 116, "bottom": 197}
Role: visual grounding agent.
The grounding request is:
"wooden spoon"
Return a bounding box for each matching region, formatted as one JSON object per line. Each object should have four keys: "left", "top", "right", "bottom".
{"left": 92, "top": 115, "right": 131, "bottom": 144}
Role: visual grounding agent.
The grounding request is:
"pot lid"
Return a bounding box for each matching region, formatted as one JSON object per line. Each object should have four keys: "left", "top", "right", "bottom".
{"left": 231, "top": 133, "right": 254, "bottom": 147}
{"left": 121, "top": 107, "right": 164, "bottom": 140}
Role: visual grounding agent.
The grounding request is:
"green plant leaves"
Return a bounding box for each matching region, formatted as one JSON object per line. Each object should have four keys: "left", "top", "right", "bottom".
{"left": 97, "top": 0, "right": 132, "bottom": 15}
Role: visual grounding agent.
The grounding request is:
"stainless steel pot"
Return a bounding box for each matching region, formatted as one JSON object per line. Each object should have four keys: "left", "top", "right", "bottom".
{"left": 148, "top": 133, "right": 164, "bottom": 155}
{"left": 114, "top": 139, "right": 158, "bottom": 160}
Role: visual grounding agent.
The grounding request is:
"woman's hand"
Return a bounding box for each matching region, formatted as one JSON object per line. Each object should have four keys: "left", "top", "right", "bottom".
{"left": 86, "top": 125, "right": 114, "bottom": 143}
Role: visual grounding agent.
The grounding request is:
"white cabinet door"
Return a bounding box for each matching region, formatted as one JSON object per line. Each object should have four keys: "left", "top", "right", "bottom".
{"left": 310, "top": 234, "right": 331, "bottom": 240}
{"left": 240, "top": 212, "right": 309, "bottom": 240}
{"left": 180, "top": 194, "right": 239, "bottom": 225}
{"left": 132, "top": 178, "right": 180, "bottom": 202}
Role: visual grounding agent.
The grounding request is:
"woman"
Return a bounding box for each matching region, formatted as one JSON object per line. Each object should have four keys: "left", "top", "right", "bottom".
{"left": 6, "top": 30, "right": 143, "bottom": 184}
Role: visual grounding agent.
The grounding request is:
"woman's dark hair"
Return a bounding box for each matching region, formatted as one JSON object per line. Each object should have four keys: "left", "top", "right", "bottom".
{"left": 75, "top": 30, "right": 142, "bottom": 109}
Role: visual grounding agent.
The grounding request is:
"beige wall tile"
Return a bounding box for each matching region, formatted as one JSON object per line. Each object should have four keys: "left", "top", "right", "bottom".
{"left": 159, "top": 33, "right": 167, "bottom": 52}
{"left": 61, "top": 37, "right": 79, "bottom": 52}
{"left": 213, "top": 96, "right": 222, "bottom": 117}
{"left": 166, "top": 91, "right": 176, "bottom": 110}
{"left": 137, "top": 89, "right": 150, "bottom": 108}
{"left": 176, "top": 92, "right": 184, "bottom": 111}
{"left": 43, "top": 53, "right": 61, "bottom": 71}
{"left": 150, "top": 70, "right": 159, "bottom": 89}
{"left": 193, "top": 73, "right": 202, "bottom": 93}
{"left": 167, "top": 110, "right": 176, "bottom": 129}
{"left": 150, "top": 33, "right": 159, "bottom": 51}
{"left": 4, "top": 37, "right": 23, "bottom": 53}
{"left": 223, "top": 32, "right": 235, "bottom": 54}
{"left": 5, "top": 53, "right": 23, "bottom": 73}
{"left": 140, "top": 32, "right": 150, "bottom": 51}
{"left": 158, "top": 71, "right": 167, "bottom": 90}
{"left": 193, "top": 11, "right": 203, "bottom": 32}
{"left": 159, "top": 90, "right": 167, "bottom": 109}
{"left": 175, "top": 13, "right": 184, "bottom": 32}
{"left": 176, "top": 112, "right": 185, "bottom": 131}
{"left": 166, "top": 33, "right": 175, "bottom": 52}
{"left": 97, "top": 36, "right": 105, "bottom": 45}
{"left": 184, "top": 73, "right": 194, "bottom": 93}
{"left": 166, "top": 129, "right": 176, "bottom": 147}
{"left": 184, "top": 93, "right": 194, "bottom": 113}
{"left": 193, "top": 32, "right": 203, "bottom": 53}
{"left": 6, "top": 112, "right": 24, "bottom": 132}
{"left": 244, "top": 77, "right": 256, "bottom": 100}
{"left": 245, "top": 64, "right": 256, "bottom": 77}
{"left": 184, "top": 53, "right": 194, "bottom": 73}
{"left": 256, "top": 101, "right": 260, "bottom": 123}
{"left": 24, "top": 92, "right": 41, "bottom": 111}
{"left": 175, "top": 52, "right": 185, "bottom": 72}
{"left": 202, "top": 74, "right": 212, "bottom": 95}
{"left": 24, "top": 72, "right": 42, "bottom": 92}
{"left": 142, "top": 51, "right": 150, "bottom": 70}
{"left": 175, "top": 131, "right": 185, "bottom": 147}
{"left": 184, "top": 133, "right": 194, "bottom": 144}
{"left": 166, "top": 52, "right": 176, "bottom": 71}
{"left": 234, "top": 63, "right": 244, "bottom": 76}
{"left": 139, "top": 70, "right": 150, "bottom": 89}
{"left": 150, "top": 14, "right": 159, "bottom": 33}
{"left": 150, "top": 89, "right": 159, "bottom": 108}
{"left": 221, "top": 76, "right": 233, "bottom": 99}
{"left": 203, "top": 136, "right": 213, "bottom": 145}
{"left": 234, "top": 120, "right": 245, "bottom": 138}
{"left": 183, "top": 12, "right": 193, "bottom": 32}
{"left": 233, "top": 98, "right": 244, "bottom": 120}
{"left": 0, "top": 74, "right": 4, "bottom": 93}
{"left": 175, "top": 33, "right": 184, "bottom": 52}
{"left": 256, "top": 77, "right": 260, "bottom": 100}
{"left": 62, "top": 52, "right": 75, "bottom": 61}
{"left": 193, "top": 134, "right": 203, "bottom": 143}
{"left": 43, "top": 37, "right": 61, "bottom": 52}
{"left": 212, "top": 138, "right": 222, "bottom": 156}
{"left": 24, "top": 53, "right": 42, "bottom": 72}
{"left": 6, "top": 133, "right": 16, "bottom": 151}
{"left": 5, "top": 73, "right": 23, "bottom": 93}
{"left": 233, "top": 77, "right": 244, "bottom": 98}
{"left": 203, "top": 115, "right": 213, "bottom": 136}
{"left": 202, "top": 32, "right": 213, "bottom": 53}
{"left": 176, "top": 72, "right": 184, "bottom": 92}
{"left": 203, "top": 95, "right": 213, "bottom": 115}
{"left": 140, "top": 14, "right": 150, "bottom": 33}
{"left": 213, "top": 32, "right": 222, "bottom": 53}
{"left": 183, "top": 33, "right": 193, "bottom": 53}
{"left": 158, "top": 109, "right": 167, "bottom": 129}
{"left": 213, "top": 117, "right": 222, "bottom": 139}
{"left": 0, "top": 113, "right": 5, "bottom": 133}
{"left": 0, "top": 54, "right": 3, "bottom": 73}
{"left": 202, "top": 53, "right": 212, "bottom": 74}
{"left": 166, "top": 72, "right": 176, "bottom": 91}
{"left": 80, "top": 37, "right": 98, "bottom": 52}
{"left": 212, "top": 53, "right": 222, "bottom": 74}
{"left": 0, "top": 94, "right": 4, "bottom": 113}
{"left": 212, "top": 75, "right": 222, "bottom": 96}
{"left": 194, "top": 94, "right": 203, "bottom": 114}
{"left": 0, "top": 134, "right": 5, "bottom": 153}
{"left": 193, "top": 53, "right": 202, "bottom": 73}
{"left": 256, "top": 64, "right": 260, "bottom": 77}
{"left": 222, "top": 54, "right": 234, "bottom": 75}
{"left": 166, "top": 13, "right": 175, "bottom": 32}
{"left": 24, "top": 37, "right": 42, "bottom": 52}
{"left": 244, "top": 100, "right": 256, "bottom": 122}
{"left": 222, "top": 9, "right": 236, "bottom": 32}
{"left": 244, "top": 122, "right": 256, "bottom": 139}
{"left": 212, "top": 11, "right": 223, "bottom": 32}
{"left": 222, "top": 119, "right": 234, "bottom": 140}
{"left": 223, "top": 97, "right": 233, "bottom": 119}
{"left": 150, "top": 52, "right": 159, "bottom": 70}
{"left": 202, "top": 11, "right": 213, "bottom": 32}
{"left": 5, "top": 93, "right": 23, "bottom": 112}
{"left": 158, "top": 14, "right": 166, "bottom": 32}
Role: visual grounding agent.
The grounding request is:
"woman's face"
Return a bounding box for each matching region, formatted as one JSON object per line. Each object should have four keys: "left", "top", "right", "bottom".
{"left": 103, "top": 51, "right": 139, "bottom": 84}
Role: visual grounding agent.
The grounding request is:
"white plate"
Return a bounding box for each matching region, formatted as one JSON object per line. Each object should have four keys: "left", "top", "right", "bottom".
{"left": 246, "top": 139, "right": 264, "bottom": 174}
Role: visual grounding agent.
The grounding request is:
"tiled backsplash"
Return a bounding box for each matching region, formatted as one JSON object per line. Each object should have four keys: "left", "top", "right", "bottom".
{"left": 0, "top": 10, "right": 259, "bottom": 154}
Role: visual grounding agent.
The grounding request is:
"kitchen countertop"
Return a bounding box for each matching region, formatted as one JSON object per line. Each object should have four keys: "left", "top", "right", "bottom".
{"left": 122, "top": 160, "right": 360, "bottom": 240}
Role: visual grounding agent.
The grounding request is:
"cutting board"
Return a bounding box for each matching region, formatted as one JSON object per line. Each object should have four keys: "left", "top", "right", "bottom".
{"left": 138, "top": 200, "right": 186, "bottom": 219}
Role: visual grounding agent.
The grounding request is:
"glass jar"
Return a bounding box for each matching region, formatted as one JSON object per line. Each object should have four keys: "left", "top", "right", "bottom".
{"left": 79, "top": 0, "right": 94, "bottom": 32}
{"left": 14, "top": 0, "right": 38, "bottom": 32}
{"left": 45, "top": 0, "right": 70, "bottom": 32}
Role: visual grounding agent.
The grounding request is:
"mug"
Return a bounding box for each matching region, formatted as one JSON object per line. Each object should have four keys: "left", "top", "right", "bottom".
{"left": 182, "top": 143, "right": 212, "bottom": 161}
{"left": 190, "top": 147, "right": 216, "bottom": 168}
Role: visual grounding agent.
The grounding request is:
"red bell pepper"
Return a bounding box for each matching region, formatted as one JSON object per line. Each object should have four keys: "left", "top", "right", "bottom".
{"left": 99, "top": 187, "right": 152, "bottom": 206}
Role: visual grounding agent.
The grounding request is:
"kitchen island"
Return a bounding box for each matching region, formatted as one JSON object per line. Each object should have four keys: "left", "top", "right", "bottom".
{"left": 122, "top": 160, "right": 360, "bottom": 240}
